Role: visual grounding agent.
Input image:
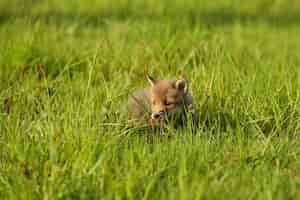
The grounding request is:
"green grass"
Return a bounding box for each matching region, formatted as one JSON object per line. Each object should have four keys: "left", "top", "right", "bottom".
{"left": 1, "top": 0, "right": 300, "bottom": 199}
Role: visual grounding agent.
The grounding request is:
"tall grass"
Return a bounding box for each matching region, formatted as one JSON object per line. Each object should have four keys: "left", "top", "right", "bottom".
{"left": 0, "top": 0, "right": 300, "bottom": 199}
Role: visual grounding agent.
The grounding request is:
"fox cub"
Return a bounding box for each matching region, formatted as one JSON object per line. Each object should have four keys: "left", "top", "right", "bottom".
{"left": 128, "top": 75, "right": 195, "bottom": 128}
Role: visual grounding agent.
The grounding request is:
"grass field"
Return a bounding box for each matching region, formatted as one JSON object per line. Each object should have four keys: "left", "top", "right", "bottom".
{"left": 1, "top": 0, "right": 300, "bottom": 199}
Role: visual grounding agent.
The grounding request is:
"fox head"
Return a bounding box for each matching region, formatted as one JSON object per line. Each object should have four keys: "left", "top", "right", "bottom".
{"left": 147, "top": 75, "right": 189, "bottom": 121}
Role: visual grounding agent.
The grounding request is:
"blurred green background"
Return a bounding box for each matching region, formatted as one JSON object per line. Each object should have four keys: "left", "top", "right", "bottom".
{"left": 0, "top": 1, "right": 300, "bottom": 200}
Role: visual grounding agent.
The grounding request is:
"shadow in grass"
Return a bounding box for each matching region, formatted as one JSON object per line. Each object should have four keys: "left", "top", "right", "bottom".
{"left": 1, "top": 7, "right": 300, "bottom": 27}
{"left": 197, "top": 97, "right": 300, "bottom": 137}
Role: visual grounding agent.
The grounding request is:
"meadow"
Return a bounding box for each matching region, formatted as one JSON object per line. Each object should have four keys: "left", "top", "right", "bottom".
{"left": 0, "top": 0, "right": 300, "bottom": 199}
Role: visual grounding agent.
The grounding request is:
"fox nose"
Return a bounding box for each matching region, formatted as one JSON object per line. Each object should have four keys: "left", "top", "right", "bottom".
{"left": 151, "top": 111, "right": 164, "bottom": 119}
{"left": 152, "top": 113, "right": 161, "bottom": 119}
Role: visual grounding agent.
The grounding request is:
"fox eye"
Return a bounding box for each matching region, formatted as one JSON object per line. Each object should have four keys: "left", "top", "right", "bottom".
{"left": 152, "top": 100, "right": 156, "bottom": 105}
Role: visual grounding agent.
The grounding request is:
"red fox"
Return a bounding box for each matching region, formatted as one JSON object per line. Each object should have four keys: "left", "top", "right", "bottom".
{"left": 128, "top": 75, "right": 195, "bottom": 128}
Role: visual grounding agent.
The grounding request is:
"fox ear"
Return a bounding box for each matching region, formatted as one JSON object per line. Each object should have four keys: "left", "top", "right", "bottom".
{"left": 147, "top": 74, "right": 156, "bottom": 86}
{"left": 176, "top": 79, "right": 188, "bottom": 95}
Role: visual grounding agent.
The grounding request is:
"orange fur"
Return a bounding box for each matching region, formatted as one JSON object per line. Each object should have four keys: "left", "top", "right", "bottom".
{"left": 128, "top": 75, "right": 194, "bottom": 128}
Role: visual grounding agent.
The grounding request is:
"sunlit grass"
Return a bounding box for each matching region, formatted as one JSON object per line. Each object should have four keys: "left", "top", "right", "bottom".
{"left": 0, "top": 1, "right": 300, "bottom": 199}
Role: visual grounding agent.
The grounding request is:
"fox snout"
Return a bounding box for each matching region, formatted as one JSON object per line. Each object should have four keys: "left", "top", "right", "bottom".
{"left": 151, "top": 111, "right": 165, "bottom": 119}
{"left": 151, "top": 107, "right": 182, "bottom": 120}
